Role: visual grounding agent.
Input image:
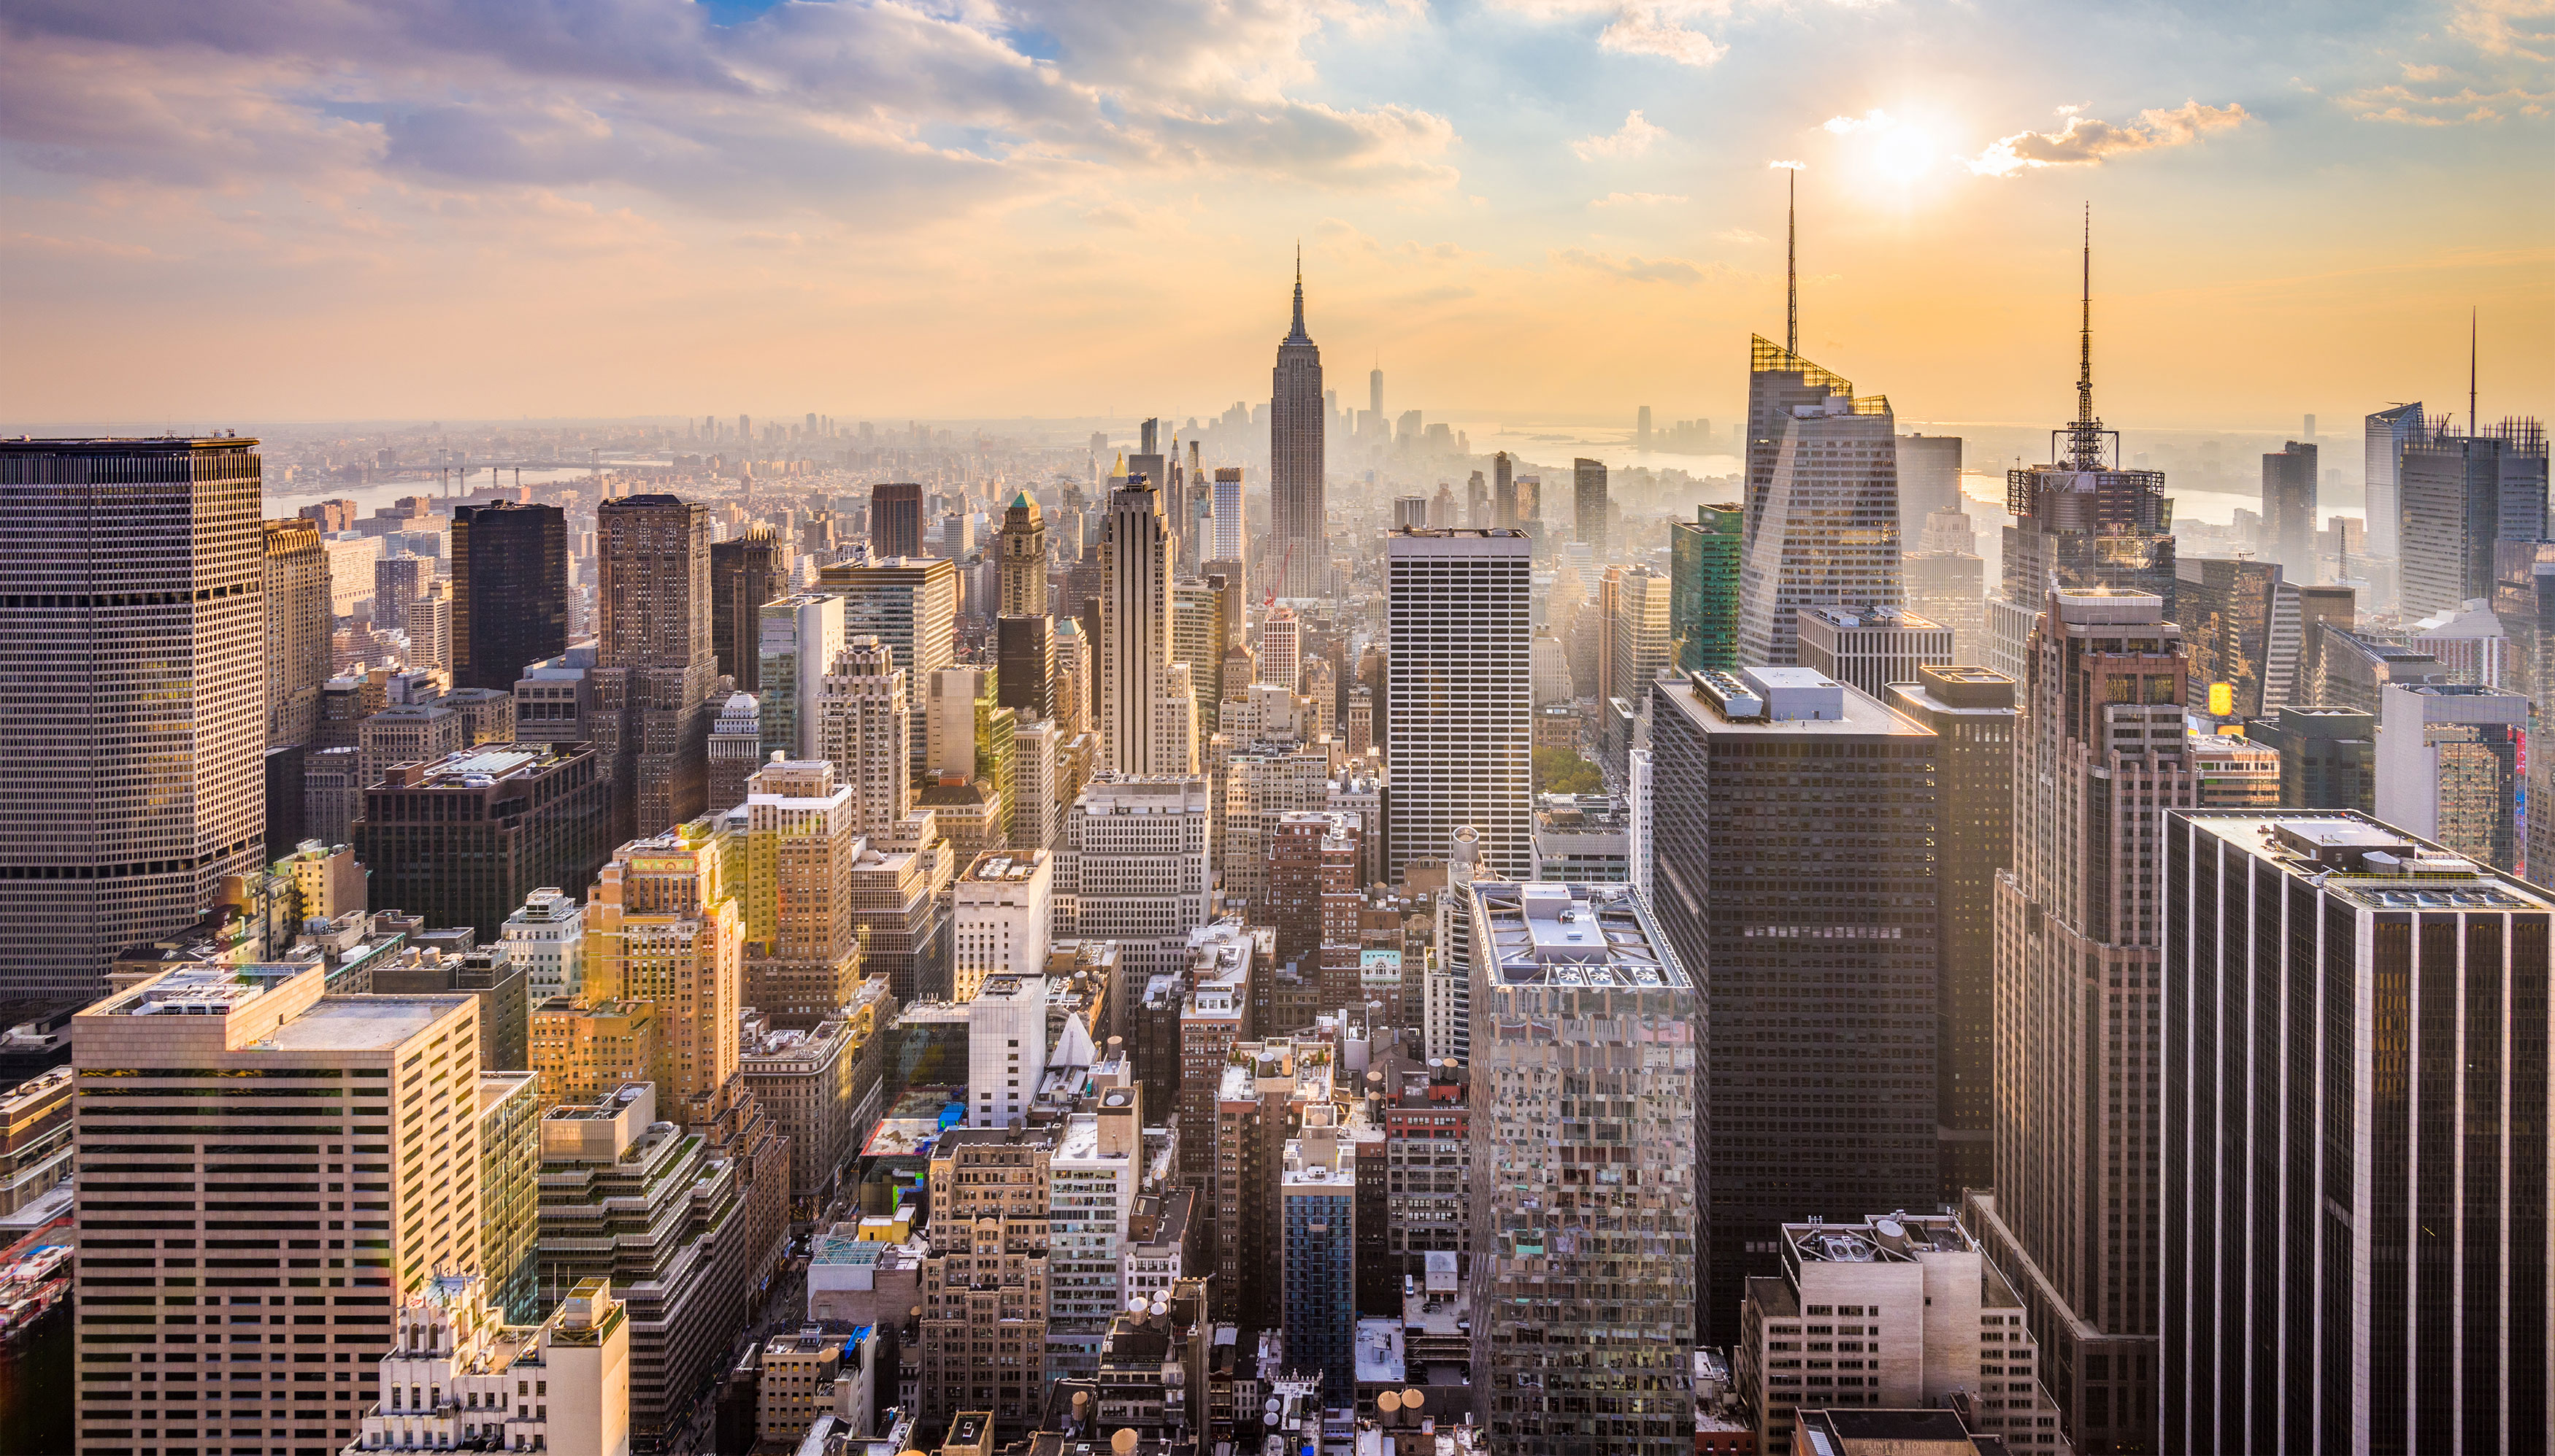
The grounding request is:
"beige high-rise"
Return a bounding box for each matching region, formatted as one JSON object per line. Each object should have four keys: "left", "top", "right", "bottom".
{"left": 583, "top": 823, "right": 741, "bottom": 1117}
{"left": 741, "top": 758, "right": 867, "bottom": 1027}
{"left": 263, "top": 517, "right": 333, "bottom": 751}
{"left": 593, "top": 494, "right": 716, "bottom": 841}
{"left": 1975, "top": 587, "right": 2194, "bottom": 1455}
{"left": 0, "top": 438, "right": 265, "bottom": 999}
{"left": 71, "top": 962, "right": 483, "bottom": 1456}
{"left": 816, "top": 636, "right": 911, "bottom": 836}
{"left": 998, "top": 491, "right": 1048, "bottom": 617}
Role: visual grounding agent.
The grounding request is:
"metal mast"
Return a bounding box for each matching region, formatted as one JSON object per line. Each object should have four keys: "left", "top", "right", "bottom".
{"left": 2066, "top": 206, "right": 2105, "bottom": 470}
{"left": 1786, "top": 169, "right": 1798, "bottom": 355}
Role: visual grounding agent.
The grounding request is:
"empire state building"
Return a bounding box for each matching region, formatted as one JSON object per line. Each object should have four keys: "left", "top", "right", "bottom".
{"left": 1269, "top": 255, "right": 1326, "bottom": 600}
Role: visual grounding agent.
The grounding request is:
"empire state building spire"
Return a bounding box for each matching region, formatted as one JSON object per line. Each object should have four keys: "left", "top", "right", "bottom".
{"left": 1269, "top": 249, "right": 1326, "bottom": 598}
{"left": 1287, "top": 242, "right": 1310, "bottom": 344}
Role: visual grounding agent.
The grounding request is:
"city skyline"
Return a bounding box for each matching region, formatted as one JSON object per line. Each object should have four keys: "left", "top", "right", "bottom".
{"left": 1, "top": 3, "right": 2547, "bottom": 425}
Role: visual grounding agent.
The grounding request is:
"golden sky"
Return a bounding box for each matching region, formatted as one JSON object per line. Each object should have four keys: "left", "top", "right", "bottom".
{"left": 2, "top": 0, "right": 2547, "bottom": 431}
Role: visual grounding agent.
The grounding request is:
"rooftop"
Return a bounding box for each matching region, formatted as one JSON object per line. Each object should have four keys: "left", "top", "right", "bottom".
{"left": 1783, "top": 1212, "right": 1979, "bottom": 1266}
{"left": 1469, "top": 882, "right": 1689, "bottom": 990}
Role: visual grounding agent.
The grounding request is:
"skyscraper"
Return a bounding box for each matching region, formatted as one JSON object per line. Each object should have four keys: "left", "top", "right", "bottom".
{"left": 2160, "top": 811, "right": 2555, "bottom": 1456}
{"left": 870, "top": 481, "right": 923, "bottom": 559}
{"left": 2364, "top": 401, "right": 2427, "bottom": 561}
{"left": 353, "top": 742, "right": 613, "bottom": 941}
{"left": 756, "top": 591, "right": 846, "bottom": 761}
{"left": 1885, "top": 666, "right": 2018, "bottom": 1203}
{"left": 815, "top": 636, "right": 911, "bottom": 836}
{"left": 263, "top": 516, "right": 333, "bottom": 750}
{"left": 583, "top": 822, "right": 741, "bottom": 1117}
{"left": 1492, "top": 451, "right": 1516, "bottom": 529}
{"left": 1099, "top": 469, "right": 1172, "bottom": 774}
{"left": 708, "top": 525, "right": 780, "bottom": 690}
{"left": 593, "top": 494, "right": 716, "bottom": 840}
{"left": 1270, "top": 256, "right": 1326, "bottom": 599}
{"left": 2170, "top": 555, "right": 2286, "bottom": 720}
{"left": 452, "top": 501, "right": 569, "bottom": 693}
{"left": 1572, "top": 457, "right": 1609, "bottom": 560}
{"left": 1735, "top": 365, "right": 1905, "bottom": 668}
{"left": 998, "top": 491, "right": 1048, "bottom": 617}
{"left": 739, "top": 758, "right": 870, "bottom": 1026}
{"left": 2399, "top": 418, "right": 2551, "bottom": 620}
{"left": 1670, "top": 502, "right": 1743, "bottom": 674}
{"left": 0, "top": 437, "right": 264, "bottom": 1000}
{"left": 1989, "top": 228, "right": 2176, "bottom": 681}
{"left": 1384, "top": 528, "right": 1534, "bottom": 882}
{"left": 2259, "top": 439, "right": 2319, "bottom": 580}
{"left": 1464, "top": 879, "right": 1697, "bottom": 1455}
{"left": 1056, "top": 774, "right": 1213, "bottom": 1000}
{"left": 1646, "top": 666, "right": 1942, "bottom": 1345}
{"left": 818, "top": 555, "right": 958, "bottom": 783}
{"left": 2373, "top": 680, "right": 2529, "bottom": 871}
{"left": 1893, "top": 433, "right": 1963, "bottom": 543}
{"left": 1210, "top": 466, "right": 1245, "bottom": 564}
{"left": 72, "top": 962, "right": 483, "bottom": 1455}
{"left": 1974, "top": 587, "right": 2194, "bottom": 1455}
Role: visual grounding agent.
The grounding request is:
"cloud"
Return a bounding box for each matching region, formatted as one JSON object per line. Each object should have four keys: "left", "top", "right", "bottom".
{"left": 1767, "top": 158, "right": 1803, "bottom": 169}
{"left": 1712, "top": 226, "right": 1765, "bottom": 243}
{"left": 1598, "top": 8, "right": 1727, "bottom": 66}
{"left": 1822, "top": 109, "right": 1892, "bottom": 134}
{"left": 2448, "top": 0, "right": 2555, "bottom": 61}
{"left": 1552, "top": 246, "right": 1710, "bottom": 283}
{"left": 1590, "top": 190, "right": 1688, "bottom": 207}
{"left": 2337, "top": 81, "right": 2554, "bottom": 123}
{"left": 1572, "top": 109, "right": 1665, "bottom": 160}
{"left": 1966, "top": 101, "right": 2250, "bottom": 175}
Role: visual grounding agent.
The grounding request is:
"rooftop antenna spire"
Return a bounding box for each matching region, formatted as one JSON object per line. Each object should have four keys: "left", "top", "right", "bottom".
{"left": 1291, "top": 241, "right": 1306, "bottom": 339}
{"left": 1786, "top": 168, "right": 1798, "bottom": 355}
{"left": 2470, "top": 305, "right": 2479, "bottom": 434}
{"left": 2066, "top": 204, "right": 2105, "bottom": 471}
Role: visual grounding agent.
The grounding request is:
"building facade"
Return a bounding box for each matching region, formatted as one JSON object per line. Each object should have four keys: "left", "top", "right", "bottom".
{"left": 1384, "top": 528, "right": 1533, "bottom": 882}
{"left": 452, "top": 501, "right": 569, "bottom": 692}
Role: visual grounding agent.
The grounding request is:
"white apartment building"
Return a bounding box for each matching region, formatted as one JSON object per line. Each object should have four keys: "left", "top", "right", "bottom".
{"left": 953, "top": 850, "right": 1055, "bottom": 1003}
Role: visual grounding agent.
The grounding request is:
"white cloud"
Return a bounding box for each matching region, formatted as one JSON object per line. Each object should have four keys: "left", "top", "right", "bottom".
{"left": 1552, "top": 246, "right": 1715, "bottom": 283}
{"left": 1598, "top": 9, "right": 1727, "bottom": 66}
{"left": 1967, "top": 101, "right": 2250, "bottom": 175}
{"left": 1591, "top": 190, "right": 1688, "bottom": 207}
{"left": 1572, "top": 109, "right": 1666, "bottom": 160}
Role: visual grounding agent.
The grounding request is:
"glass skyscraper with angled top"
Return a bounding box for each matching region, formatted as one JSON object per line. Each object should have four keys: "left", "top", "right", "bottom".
{"left": 1735, "top": 337, "right": 1905, "bottom": 669}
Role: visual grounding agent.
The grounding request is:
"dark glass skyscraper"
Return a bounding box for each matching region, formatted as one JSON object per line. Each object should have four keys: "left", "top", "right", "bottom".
{"left": 451, "top": 501, "right": 568, "bottom": 691}
{"left": 1269, "top": 258, "right": 1326, "bottom": 599}
{"left": 2161, "top": 811, "right": 2555, "bottom": 1456}
{"left": 1647, "top": 666, "right": 1941, "bottom": 1346}
{"left": 2259, "top": 439, "right": 2318, "bottom": 579}
{"left": 593, "top": 494, "right": 716, "bottom": 839}
{"left": 708, "top": 525, "right": 780, "bottom": 690}
{"left": 870, "top": 481, "right": 923, "bottom": 560}
{"left": 1572, "top": 457, "right": 1608, "bottom": 560}
{"left": 2399, "top": 419, "right": 2550, "bottom": 620}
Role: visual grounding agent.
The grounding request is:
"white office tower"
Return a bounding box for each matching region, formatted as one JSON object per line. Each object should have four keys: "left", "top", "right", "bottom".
{"left": 1056, "top": 774, "right": 1213, "bottom": 1001}
{"left": 2161, "top": 812, "right": 2555, "bottom": 1455}
{"left": 352, "top": 1274, "right": 631, "bottom": 1456}
{"left": 1259, "top": 604, "right": 1305, "bottom": 690}
{"left": 1734, "top": 1214, "right": 2072, "bottom": 1455}
{"left": 1385, "top": 528, "right": 1534, "bottom": 882}
{"left": 1011, "top": 717, "right": 1064, "bottom": 852}
{"left": 1465, "top": 880, "right": 1697, "bottom": 1455}
{"left": 72, "top": 963, "right": 484, "bottom": 1454}
{"left": 1048, "top": 1079, "right": 1145, "bottom": 1383}
{"left": 1737, "top": 392, "right": 1905, "bottom": 668}
{"left": 504, "top": 886, "right": 587, "bottom": 1001}
{"left": 816, "top": 636, "right": 911, "bottom": 835}
{"left": 756, "top": 590, "right": 845, "bottom": 760}
{"left": 1100, "top": 471, "right": 1172, "bottom": 774}
{"left": 1627, "top": 747, "right": 1655, "bottom": 905}
{"left": 967, "top": 971, "right": 1048, "bottom": 1127}
{"left": 2364, "top": 401, "right": 2427, "bottom": 561}
{"left": 2373, "top": 681, "right": 2529, "bottom": 872}
{"left": 953, "top": 848, "right": 1054, "bottom": 1002}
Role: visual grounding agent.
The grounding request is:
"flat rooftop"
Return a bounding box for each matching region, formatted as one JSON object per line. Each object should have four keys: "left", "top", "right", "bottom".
{"left": 1660, "top": 673, "right": 1932, "bottom": 737}
{"left": 1471, "top": 882, "right": 1689, "bottom": 990}
{"left": 272, "top": 995, "right": 469, "bottom": 1052}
